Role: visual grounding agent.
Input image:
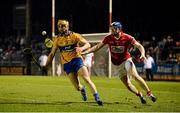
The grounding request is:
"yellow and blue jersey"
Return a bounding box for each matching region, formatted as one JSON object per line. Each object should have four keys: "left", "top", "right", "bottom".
{"left": 53, "top": 32, "right": 83, "bottom": 64}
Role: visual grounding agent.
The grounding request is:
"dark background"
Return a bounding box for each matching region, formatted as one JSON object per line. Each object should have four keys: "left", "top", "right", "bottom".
{"left": 0, "top": 0, "right": 179, "bottom": 40}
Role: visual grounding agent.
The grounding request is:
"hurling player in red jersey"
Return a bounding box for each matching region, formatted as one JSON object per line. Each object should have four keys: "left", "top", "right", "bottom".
{"left": 82, "top": 21, "right": 157, "bottom": 104}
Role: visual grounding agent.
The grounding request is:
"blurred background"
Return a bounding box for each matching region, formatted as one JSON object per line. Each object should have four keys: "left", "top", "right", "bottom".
{"left": 0, "top": 0, "right": 179, "bottom": 80}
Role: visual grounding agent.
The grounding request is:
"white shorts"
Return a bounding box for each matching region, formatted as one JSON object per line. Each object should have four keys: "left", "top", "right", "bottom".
{"left": 84, "top": 61, "right": 92, "bottom": 67}
{"left": 115, "top": 58, "right": 137, "bottom": 78}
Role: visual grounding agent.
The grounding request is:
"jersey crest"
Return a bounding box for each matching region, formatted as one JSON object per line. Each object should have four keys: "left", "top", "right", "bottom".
{"left": 111, "top": 46, "right": 124, "bottom": 53}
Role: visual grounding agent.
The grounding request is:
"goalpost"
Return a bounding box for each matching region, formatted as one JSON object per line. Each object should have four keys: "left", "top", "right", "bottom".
{"left": 82, "top": 33, "right": 112, "bottom": 78}
{"left": 51, "top": 0, "right": 55, "bottom": 76}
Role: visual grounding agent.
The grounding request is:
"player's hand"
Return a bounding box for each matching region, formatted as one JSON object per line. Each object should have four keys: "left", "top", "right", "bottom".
{"left": 75, "top": 47, "right": 83, "bottom": 53}
{"left": 140, "top": 55, "right": 147, "bottom": 62}
{"left": 81, "top": 51, "right": 86, "bottom": 55}
{"left": 81, "top": 51, "right": 88, "bottom": 55}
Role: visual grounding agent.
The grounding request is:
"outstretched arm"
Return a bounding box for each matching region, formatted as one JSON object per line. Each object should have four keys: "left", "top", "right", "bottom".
{"left": 133, "top": 40, "right": 147, "bottom": 61}
{"left": 75, "top": 37, "right": 90, "bottom": 53}
{"left": 82, "top": 42, "right": 105, "bottom": 55}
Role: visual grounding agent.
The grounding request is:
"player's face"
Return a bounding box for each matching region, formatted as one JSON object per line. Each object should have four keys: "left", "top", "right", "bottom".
{"left": 110, "top": 26, "right": 120, "bottom": 35}
{"left": 58, "top": 24, "right": 69, "bottom": 33}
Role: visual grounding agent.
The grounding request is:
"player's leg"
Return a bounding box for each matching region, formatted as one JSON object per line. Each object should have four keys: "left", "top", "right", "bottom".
{"left": 78, "top": 66, "right": 97, "bottom": 93}
{"left": 68, "top": 73, "right": 83, "bottom": 91}
{"left": 118, "top": 61, "right": 140, "bottom": 95}
{"left": 119, "top": 60, "right": 146, "bottom": 104}
{"left": 120, "top": 75, "right": 146, "bottom": 104}
{"left": 131, "top": 65, "right": 151, "bottom": 91}
{"left": 68, "top": 72, "right": 87, "bottom": 101}
{"left": 146, "top": 69, "right": 150, "bottom": 81}
{"left": 73, "top": 58, "right": 102, "bottom": 105}
{"left": 129, "top": 60, "right": 157, "bottom": 102}
{"left": 84, "top": 61, "right": 91, "bottom": 76}
{"left": 149, "top": 69, "right": 154, "bottom": 81}
{"left": 88, "top": 61, "right": 92, "bottom": 76}
{"left": 64, "top": 60, "right": 87, "bottom": 101}
{"left": 118, "top": 59, "right": 147, "bottom": 104}
{"left": 78, "top": 66, "right": 103, "bottom": 105}
{"left": 87, "top": 66, "right": 91, "bottom": 76}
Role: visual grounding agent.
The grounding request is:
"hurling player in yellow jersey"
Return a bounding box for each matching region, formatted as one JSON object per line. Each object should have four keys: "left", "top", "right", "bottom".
{"left": 45, "top": 20, "right": 103, "bottom": 106}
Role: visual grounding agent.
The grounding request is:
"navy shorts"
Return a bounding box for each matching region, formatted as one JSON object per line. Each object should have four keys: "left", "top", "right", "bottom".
{"left": 63, "top": 58, "right": 84, "bottom": 74}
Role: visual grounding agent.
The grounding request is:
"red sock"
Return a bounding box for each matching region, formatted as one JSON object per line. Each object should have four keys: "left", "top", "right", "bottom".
{"left": 147, "top": 91, "right": 152, "bottom": 96}
{"left": 136, "top": 91, "right": 141, "bottom": 97}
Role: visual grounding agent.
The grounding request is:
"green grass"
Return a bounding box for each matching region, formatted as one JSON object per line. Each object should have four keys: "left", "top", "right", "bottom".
{"left": 0, "top": 75, "right": 180, "bottom": 112}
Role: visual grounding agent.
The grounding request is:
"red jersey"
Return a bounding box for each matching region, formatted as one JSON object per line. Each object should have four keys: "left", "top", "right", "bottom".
{"left": 102, "top": 32, "right": 136, "bottom": 65}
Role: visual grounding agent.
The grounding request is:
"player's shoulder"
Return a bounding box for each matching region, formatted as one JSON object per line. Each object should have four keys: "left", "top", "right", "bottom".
{"left": 103, "top": 33, "right": 112, "bottom": 41}
{"left": 122, "top": 32, "right": 135, "bottom": 40}
{"left": 122, "top": 32, "right": 133, "bottom": 38}
{"left": 104, "top": 33, "right": 111, "bottom": 38}
{"left": 70, "top": 31, "right": 82, "bottom": 37}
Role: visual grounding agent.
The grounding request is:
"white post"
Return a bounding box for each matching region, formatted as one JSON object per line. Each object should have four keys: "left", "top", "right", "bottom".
{"left": 109, "top": 0, "right": 112, "bottom": 29}
{"left": 52, "top": 0, "right": 55, "bottom": 76}
{"left": 52, "top": 0, "right": 55, "bottom": 37}
{"left": 108, "top": 0, "right": 112, "bottom": 78}
{"left": 108, "top": 50, "right": 112, "bottom": 78}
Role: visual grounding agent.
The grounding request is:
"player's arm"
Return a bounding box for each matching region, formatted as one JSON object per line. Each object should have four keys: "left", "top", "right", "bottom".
{"left": 76, "top": 37, "right": 90, "bottom": 53}
{"left": 133, "top": 40, "right": 147, "bottom": 61}
{"left": 82, "top": 42, "right": 105, "bottom": 55}
{"left": 45, "top": 41, "right": 58, "bottom": 67}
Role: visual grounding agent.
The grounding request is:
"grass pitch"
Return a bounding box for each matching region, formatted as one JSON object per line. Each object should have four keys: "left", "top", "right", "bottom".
{"left": 0, "top": 75, "right": 180, "bottom": 112}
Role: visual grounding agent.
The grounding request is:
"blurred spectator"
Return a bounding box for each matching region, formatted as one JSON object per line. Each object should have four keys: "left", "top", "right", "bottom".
{"left": 176, "top": 41, "right": 180, "bottom": 47}
{"left": 158, "top": 37, "right": 167, "bottom": 61}
{"left": 149, "top": 36, "right": 158, "bottom": 63}
{"left": 166, "top": 52, "right": 178, "bottom": 64}
{"left": 144, "top": 52, "right": 155, "bottom": 81}
{"left": 176, "top": 53, "right": 180, "bottom": 64}
{"left": 162, "top": 35, "right": 176, "bottom": 61}
{"left": 150, "top": 36, "right": 158, "bottom": 49}
{"left": 39, "top": 50, "right": 48, "bottom": 75}
{"left": 20, "top": 35, "right": 25, "bottom": 46}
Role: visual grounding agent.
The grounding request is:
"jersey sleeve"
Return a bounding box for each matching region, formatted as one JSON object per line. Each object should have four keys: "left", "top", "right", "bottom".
{"left": 102, "top": 35, "right": 110, "bottom": 44}
{"left": 74, "top": 33, "right": 84, "bottom": 42}
{"left": 128, "top": 35, "right": 136, "bottom": 45}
